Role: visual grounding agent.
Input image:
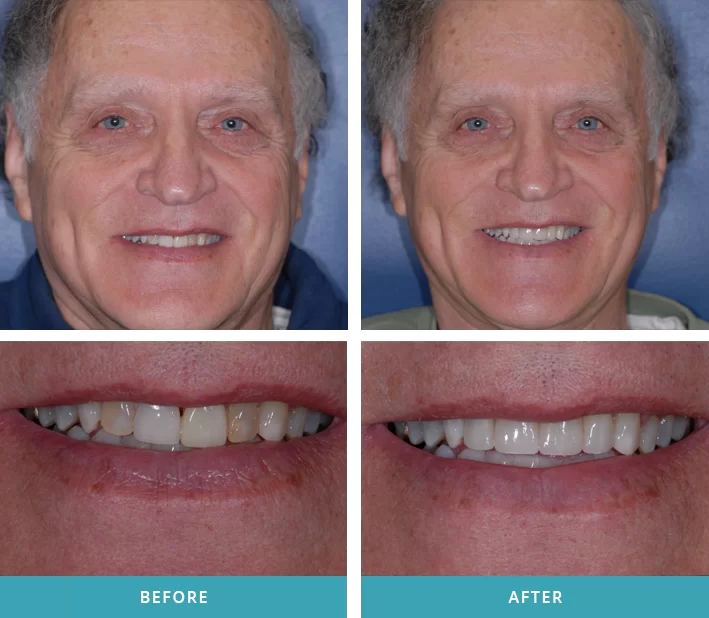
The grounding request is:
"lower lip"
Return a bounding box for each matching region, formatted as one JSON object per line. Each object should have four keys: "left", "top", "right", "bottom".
{"left": 365, "top": 422, "right": 708, "bottom": 511}
{"left": 480, "top": 229, "right": 586, "bottom": 257}
{"left": 115, "top": 236, "right": 228, "bottom": 262}
{"left": 1, "top": 410, "right": 345, "bottom": 501}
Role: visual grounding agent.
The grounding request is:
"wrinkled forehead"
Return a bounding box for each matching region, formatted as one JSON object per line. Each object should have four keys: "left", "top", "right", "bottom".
{"left": 48, "top": 0, "right": 289, "bottom": 109}
{"left": 418, "top": 0, "right": 645, "bottom": 113}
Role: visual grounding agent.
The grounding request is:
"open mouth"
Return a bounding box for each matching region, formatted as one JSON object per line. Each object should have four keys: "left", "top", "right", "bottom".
{"left": 0, "top": 342, "right": 346, "bottom": 576}
{"left": 24, "top": 402, "right": 333, "bottom": 451}
{"left": 122, "top": 233, "right": 224, "bottom": 247}
{"left": 483, "top": 225, "right": 582, "bottom": 245}
{"left": 389, "top": 413, "right": 702, "bottom": 467}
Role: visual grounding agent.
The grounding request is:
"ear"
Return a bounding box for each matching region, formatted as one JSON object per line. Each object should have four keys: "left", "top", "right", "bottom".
{"left": 4, "top": 104, "right": 32, "bottom": 222}
{"left": 650, "top": 131, "right": 668, "bottom": 214}
{"left": 381, "top": 128, "right": 408, "bottom": 217}
{"left": 295, "top": 137, "right": 311, "bottom": 221}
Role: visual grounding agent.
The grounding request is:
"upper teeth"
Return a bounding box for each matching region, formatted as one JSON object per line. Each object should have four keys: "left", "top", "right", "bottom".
{"left": 393, "top": 413, "right": 693, "bottom": 467}
{"left": 122, "top": 234, "right": 223, "bottom": 247}
{"left": 26, "top": 401, "right": 332, "bottom": 451}
{"left": 483, "top": 225, "right": 581, "bottom": 245}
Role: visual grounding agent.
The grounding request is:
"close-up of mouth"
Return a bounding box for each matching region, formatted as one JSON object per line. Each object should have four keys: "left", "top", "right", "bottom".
{"left": 362, "top": 342, "right": 709, "bottom": 575}
{"left": 0, "top": 342, "right": 346, "bottom": 575}
{"left": 121, "top": 232, "right": 225, "bottom": 248}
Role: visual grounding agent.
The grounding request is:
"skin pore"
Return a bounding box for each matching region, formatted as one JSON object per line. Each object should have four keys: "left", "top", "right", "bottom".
{"left": 4, "top": 0, "right": 310, "bottom": 329}
{"left": 362, "top": 342, "right": 709, "bottom": 575}
{"left": 0, "top": 342, "right": 346, "bottom": 575}
{"left": 381, "top": 0, "right": 668, "bottom": 329}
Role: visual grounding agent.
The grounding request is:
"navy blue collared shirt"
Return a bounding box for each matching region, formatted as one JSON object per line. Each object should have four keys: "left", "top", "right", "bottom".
{"left": 0, "top": 244, "right": 347, "bottom": 330}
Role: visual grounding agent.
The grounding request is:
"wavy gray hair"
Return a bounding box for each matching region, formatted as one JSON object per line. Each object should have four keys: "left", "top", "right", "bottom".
{"left": 364, "top": 0, "right": 680, "bottom": 162}
{"left": 1, "top": 0, "right": 327, "bottom": 161}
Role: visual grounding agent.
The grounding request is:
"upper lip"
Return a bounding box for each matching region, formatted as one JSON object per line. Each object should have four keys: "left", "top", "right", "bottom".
{"left": 481, "top": 222, "right": 584, "bottom": 229}
{"left": 0, "top": 342, "right": 346, "bottom": 419}
{"left": 381, "top": 396, "right": 706, "bottom": 423}
{"left": 119, "top": 228, "right": 228, "bottom": 237}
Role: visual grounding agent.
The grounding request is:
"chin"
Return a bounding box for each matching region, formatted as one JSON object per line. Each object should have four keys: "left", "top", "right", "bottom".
{"left": 107, "top": 298, "right": 235, "bottom": 330}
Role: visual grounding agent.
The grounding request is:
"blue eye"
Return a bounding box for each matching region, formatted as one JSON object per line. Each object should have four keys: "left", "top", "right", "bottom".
{"left": 577, "top": 117, "right": 601, "bottom": 131}
{"left": 220, "top": 118, "right": 245, "bottom": 131}
{"left": 101, "top": 116, "right": 126, "bottom": 130}
{"left": 464, "top": 118, "right": 488, "bottom": 131}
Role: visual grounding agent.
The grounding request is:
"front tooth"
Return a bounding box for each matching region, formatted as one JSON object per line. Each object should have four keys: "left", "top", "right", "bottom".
{"left": 101, "top": 402, "right": 136, "bottom": 436}
{"left": 181, "top": 405, "right": 227, "bottom": 448}
{"left": 407, "top": 421, "right": 424, "bottom": 445}
{"left": 286, "top": 407, "right": 308, "bottom": 439}
{"left": 443, "top": 419, "right": 464, "bottom": 448}
{"left": 158, "top": 235, "right": 174, "bottom": 247}
{"left": 494, "top": 420, "right": 539, "bottom": 455}
{"left": 422, "top": 420, "right": 444, "bottom": 447}
{"left": 464, "top": 418, "right": 494, "bottom": 450}
{"left": 78, "top": 402, "right": 101, "bottom": 434}
{"left": 67, "top": 426, "right": 89, "bottom": 441}
{"left": 227, "top": 403, "right": 259, "bottom": 443}
{"left": 671, "top": 416, "right": 690, "bottom": 441}
{"left": 656, "top": 415, "right": 674, "bottom": 448}
{"left": 533, "top": 228, "right": 547, "bottom": 241}
{"left": 187, "top": 234, "right": 198, "bottom": 246}
{"left": 148, "top": 235, "right": 159, "bottom": 245}
{"left": 539, "top": 419, "right": 583, "bottom": 455}
{"left": 197, "top": 233, "right": 207, "bottom": 246}
{"left": 174, "top": 235, "right": 188, "bottom": 248}
{"left": 92, "top": 429, "right": 121, "bottom": 445}
{"left": 434, "top": 444, "right": 455, "bottom": 459}
{"left": 583, "top": 414, "right": 613, "bottom": 454}
{"left": 509, "top": 228, "right": 520, "bottom": 239}
{"left": 546, "top": 226, "right": 555, "bottom": 240}
{"left": 38, "top": 406, "right": 56, "bottom": 428}
{"left": 258, "top": 401, "right": 288, "bottom": 441}
{"left": 555, "top": 226, "right": 564, "bottom": 240}
{"left": 503, "top": 228, "right": 510, "bottom": 238}
{"left": 134, "top": 404, "right": 180, "bottom": 445}
{"left": 55, "top": 405, "right": 79, "bottom": 431}
{"left": 518, "top": 228, "right": 534, "bottom": 244}
{"left": 613, "top": 413, "right": 640, "bottom": 455}
{"left": 639, "top": 416, "right": 660, "bottom": 453}
{"left": 303, "top": 410, "right": 321, "bottom": 435}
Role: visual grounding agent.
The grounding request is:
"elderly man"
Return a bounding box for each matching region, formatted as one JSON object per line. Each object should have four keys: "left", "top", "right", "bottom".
{"left": 362, "top": 0, "right": 708, "bottom": 330}
{"left": 0, "top": 0, "right": 346, "bottom": 329}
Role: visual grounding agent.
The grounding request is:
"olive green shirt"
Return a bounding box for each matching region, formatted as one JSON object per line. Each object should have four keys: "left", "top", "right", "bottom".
{"left": 362, "top": 289, "right": 709, "bottom": 330}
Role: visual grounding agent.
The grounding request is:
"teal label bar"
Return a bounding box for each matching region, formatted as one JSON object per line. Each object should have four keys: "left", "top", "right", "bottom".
{"left": 363, "top": 576, "right": 706, "bottom": 617}
{"left": 0, "top": 576, "right": 345, "bottom": 618}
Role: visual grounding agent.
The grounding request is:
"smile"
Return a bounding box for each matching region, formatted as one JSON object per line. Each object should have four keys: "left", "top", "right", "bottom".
{"left": 390, "top": 413, "right": 700, "bottom": 468}
{"left": 483, "top": 225, "right": 582, "bottom": 245}
{"left": 122, "top": 233, "right": 224, "bottom": 247}
{"left": 25, "top": 402, "right": 332, "bottom": 450}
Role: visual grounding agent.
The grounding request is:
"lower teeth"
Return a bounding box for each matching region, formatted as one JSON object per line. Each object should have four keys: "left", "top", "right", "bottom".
{"left": 430, "top": 444, "right": 618, "bottom": 468}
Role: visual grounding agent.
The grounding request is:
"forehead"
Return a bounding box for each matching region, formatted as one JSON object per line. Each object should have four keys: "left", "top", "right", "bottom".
{"left": 52, "top": 0, "right": 286, "bottom": 102}
{"left": 421, "top": 0, "right": 644, "bottom": 109}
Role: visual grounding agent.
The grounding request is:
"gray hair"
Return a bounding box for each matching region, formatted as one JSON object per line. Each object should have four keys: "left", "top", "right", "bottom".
{"left": 1, "top": 0, "right": 326, "bottom": 161}
{"left": 364, "top": 0, "right": 680, "bottom": 162}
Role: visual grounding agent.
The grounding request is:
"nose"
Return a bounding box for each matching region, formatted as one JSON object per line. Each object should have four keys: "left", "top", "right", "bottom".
{"left": 137, "top": 124, "right": 217, "bottom": 206}
{"left": 496, "top": 124, "right": 573, "bottom": 202}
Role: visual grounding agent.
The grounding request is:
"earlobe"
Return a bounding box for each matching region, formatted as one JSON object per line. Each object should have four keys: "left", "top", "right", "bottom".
{"left": 4, "top": 104, "right": 33, "bottom": 222}
{"left": 381, "top": 129, "right": 408, "bottom": 217}
{"left": 650, "top": 132, "right": 668, "bottom": 214}
{"left": 295, "top": 138, "right": 311, "bottom": 221}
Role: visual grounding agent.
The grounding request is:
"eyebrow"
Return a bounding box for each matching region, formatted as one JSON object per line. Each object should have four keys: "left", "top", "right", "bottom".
{"left": 61, "top": 76, "right": 281, "bottom": 119}
{"left": 432, "top": 81, "right": 637, "bottom": 117}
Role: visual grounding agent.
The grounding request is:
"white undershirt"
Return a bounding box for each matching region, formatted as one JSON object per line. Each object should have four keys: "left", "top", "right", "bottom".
{"left": 627, "top": 314, "right": 687, "bottom": 330}
{"left": 272, "top": 306, "right": 291, "bottom": 330}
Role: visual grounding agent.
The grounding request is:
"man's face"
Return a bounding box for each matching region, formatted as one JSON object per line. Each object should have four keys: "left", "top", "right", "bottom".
{"left": 383, "top": 0, "right": 667, "bottom": 329}
{"left": 7, "top": 0, "right": 308, "bottom": 329}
